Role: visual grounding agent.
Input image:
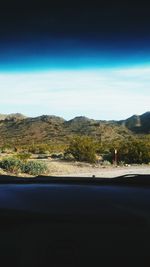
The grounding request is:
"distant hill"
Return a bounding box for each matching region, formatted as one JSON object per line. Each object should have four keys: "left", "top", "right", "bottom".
{"left": 0, "top": 112, "right": 149, "bottom": 146}
{"left": 0, "top": 114, "right": 8, "bottom": 121}
{"left": 119, "top": 112, "right": 150, "bottom": 133}
{"left": 0, "top": 113, "right": 26, "bottom": 121}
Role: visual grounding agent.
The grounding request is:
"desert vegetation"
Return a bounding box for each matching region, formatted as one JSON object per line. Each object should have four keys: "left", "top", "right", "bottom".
{"left": 65, "top": 136, "right": 97, "bottom": 163}
{"left": 63, "top": 134, "right": 150, "bottom": 165}
{"left": 0, "top": 134, "right": 150, "bottom": 176}
{"left": 0, "top": 112, "right": 150, "bottom": 176}
{"left": 0, "top": 157, "right": 48, "bottom": 176}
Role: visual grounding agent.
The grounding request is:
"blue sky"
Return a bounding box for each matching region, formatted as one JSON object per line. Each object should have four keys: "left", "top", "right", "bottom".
{"left": 0, "top": 37, "right": 150, "bottom": 121}
{"left": 0, "top": 62, "right": 150, "bottom": 120}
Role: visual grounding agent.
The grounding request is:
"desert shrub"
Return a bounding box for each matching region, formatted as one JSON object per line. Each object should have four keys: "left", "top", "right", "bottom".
{"left": 114, "top": 139, "right": 150, "bottom": 164}
{"left": 0, "top": 145, "right": 14, "bottom": 154}
{"left": 0, "top": 157, "right": 22, "bottom": 173}
{"left": 119, "top": 161, "right": 125, "bottom": 166}
{"left": 21, "top": 161, "right": 48, "bottom": 175}
{"left": 102, "top": 160, "right": 111, "bottom": 166}
{"left": 16, "top": 153, "right": 31, "bottom": 162}
{"left": 0, "top": 157, "right": 48, "bottom": 176}
{"left": 66, "top": 136, "right": 97, "bottom": 163}
{"left": 38, "top": 145, "right": 50, "bottom": 154}
{"left": 27, "top": 144, "right": 50, "bottom": 154}
{"left": 23, "top": 143, "right": 67, "bottom": 154}
{"left": 63, "top": 152, "right": 75, "bottom": 161}
{"left": 50, "top": 153, "right": 64, "bottom": 159}
{"left": 27, "top": 145, "right": 40, "bottom": 154}
{"left": 107, "top": 137, "right": 150, "bottom": 164}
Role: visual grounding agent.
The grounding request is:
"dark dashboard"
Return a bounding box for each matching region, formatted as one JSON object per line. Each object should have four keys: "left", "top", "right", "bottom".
{"left": 0, "top": 175, "right": 150, "bottom": 266}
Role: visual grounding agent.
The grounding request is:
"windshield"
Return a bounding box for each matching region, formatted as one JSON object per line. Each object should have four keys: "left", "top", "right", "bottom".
{"left": 0, "top": 3, "right": 150, "bottom": 178}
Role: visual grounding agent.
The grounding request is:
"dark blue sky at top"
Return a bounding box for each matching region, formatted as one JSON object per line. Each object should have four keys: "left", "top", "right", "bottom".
{"left": 0, "top": 37, "right": 150, "bottom": 72}
{"left": 0, "top": 1, "right": 150, "bottom": 71}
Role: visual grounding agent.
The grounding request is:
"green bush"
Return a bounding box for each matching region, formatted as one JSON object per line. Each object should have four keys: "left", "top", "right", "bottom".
{"left": 16, "top": 153, "right": 31, "bottom": 162}
{"left": 0, "top": 157, "right": 48, "bottom": 176}
{"left": 66, "top": 136, "right": 97, "bottom": 163}
{"left": 0, "top": 146, "right": 14, "bottom": 154}
{"left": 21, "top": 161, "right": 48, "bottom": 176}
{"left": 106, "top": 137, "right": 150, "bottom": 164}
{"left": 27, "top": 144, "right": 50, "bottom": 154}
{"left": 0, "top": 157, "right": 22, "bottom": 173}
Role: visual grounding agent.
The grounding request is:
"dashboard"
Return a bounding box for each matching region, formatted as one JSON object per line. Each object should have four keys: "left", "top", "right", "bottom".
{"left": 0, "top": 175, "right": 150, "bottom": 266}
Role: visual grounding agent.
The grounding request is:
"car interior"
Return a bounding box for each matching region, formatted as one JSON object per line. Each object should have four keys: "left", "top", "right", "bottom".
{"left": 0, "top": 175, "right": 150, "bottom": 266}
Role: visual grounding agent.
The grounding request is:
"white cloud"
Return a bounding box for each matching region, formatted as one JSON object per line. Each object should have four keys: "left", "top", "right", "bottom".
{"left": 0, "top": 65, "right": 150, "bottom": 120}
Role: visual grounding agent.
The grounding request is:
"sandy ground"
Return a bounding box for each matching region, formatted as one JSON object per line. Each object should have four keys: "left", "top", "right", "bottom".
{"left": 45, "top": 160, "right": 150, "bottom": 178}
{"left": 0, "top": 158, "right": 150, "bottom": 178}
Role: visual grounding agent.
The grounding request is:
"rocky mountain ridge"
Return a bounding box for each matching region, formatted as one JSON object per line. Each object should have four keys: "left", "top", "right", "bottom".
{"left": 0, "top": 112, "right": 149, "bottom": 146}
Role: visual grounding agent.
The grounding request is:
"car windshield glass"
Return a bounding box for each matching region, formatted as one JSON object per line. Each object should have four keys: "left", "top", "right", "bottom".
{"left": 0, "top": 3, "right": 150, "bottom": 179}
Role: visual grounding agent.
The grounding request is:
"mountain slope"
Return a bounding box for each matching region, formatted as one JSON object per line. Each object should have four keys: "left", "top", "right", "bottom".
{"left": 119, "top": 112, "right": 150, "bottom": 133}
{"left": 0, "top": 112, "right": 149, "bottom": 146}
{"left": 0, "top": 113, "right": 26, "bottom": 121}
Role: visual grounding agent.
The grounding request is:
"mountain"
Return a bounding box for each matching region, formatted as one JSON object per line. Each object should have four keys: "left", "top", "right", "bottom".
{"left": 119, "top": 112, "right": 150, "bottom": 133}
{"left": 0, "top": 114, "right": 67, "bottom": 145}
{"left": 0, "top": 114, "right": 8, "bottom": 121}
{"left": 0, "top": 112, "right": 149, "bottom": 146}
{"left": 0, "top": 113, "right": 26, "bottom": 121}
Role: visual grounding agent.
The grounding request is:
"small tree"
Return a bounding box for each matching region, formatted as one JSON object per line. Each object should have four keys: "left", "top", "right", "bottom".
{"left": 66, "top": 136, "right": 97, "bottom": 163}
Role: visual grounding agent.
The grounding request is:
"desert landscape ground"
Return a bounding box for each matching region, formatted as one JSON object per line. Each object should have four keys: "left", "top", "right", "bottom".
{"left": 0, "top": 112, "right": 150, "bottom": 178}
{"left": 45, "top": 160, "right": 150, "bottom": 177}
{"left": 0, "top": 157, "right": 149, "bottom": 178}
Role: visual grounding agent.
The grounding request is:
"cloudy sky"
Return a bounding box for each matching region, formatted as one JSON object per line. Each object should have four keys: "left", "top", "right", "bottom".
{"left": 0, "top": 64, "right": 149, "bottom": 120}
{"left": 0, "top": 2, "right": 150, "bottom": 120}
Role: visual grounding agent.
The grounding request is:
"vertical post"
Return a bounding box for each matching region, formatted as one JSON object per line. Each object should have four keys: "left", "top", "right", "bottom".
{"left": 114, "top": 149, "right": 118, "bottom": 166}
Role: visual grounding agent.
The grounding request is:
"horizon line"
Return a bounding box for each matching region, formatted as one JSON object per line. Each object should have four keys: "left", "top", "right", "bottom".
{"left": 1, "top": 111, "right": 150, "bottom": 122}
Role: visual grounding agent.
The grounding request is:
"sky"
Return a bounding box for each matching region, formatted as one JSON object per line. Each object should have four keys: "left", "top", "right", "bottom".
{"left": 0, "top": 1, "right": 150, "bottom": 120}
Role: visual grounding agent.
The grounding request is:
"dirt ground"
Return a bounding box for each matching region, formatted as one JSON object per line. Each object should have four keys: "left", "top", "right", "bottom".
{"left": 45, "top": 160, "right": 150, "bottom": 178}
{"left": 0, "top": 158, "right": 149, "bottom": 178}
